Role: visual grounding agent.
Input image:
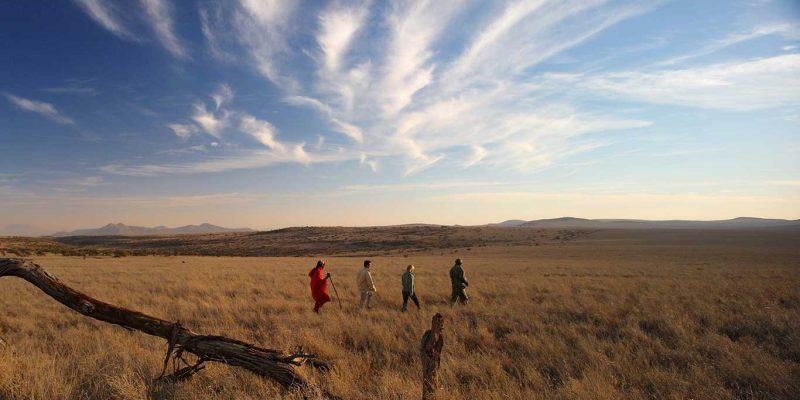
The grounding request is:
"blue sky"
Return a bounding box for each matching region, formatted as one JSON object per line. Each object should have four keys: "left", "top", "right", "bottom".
{"left": 1, "top": 0, "right": 799, "bottom": 234}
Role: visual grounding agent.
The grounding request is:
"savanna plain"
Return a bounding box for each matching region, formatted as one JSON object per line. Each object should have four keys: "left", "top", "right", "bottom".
{"left": 1, "top": 228, "right": 799, "bottom": 400}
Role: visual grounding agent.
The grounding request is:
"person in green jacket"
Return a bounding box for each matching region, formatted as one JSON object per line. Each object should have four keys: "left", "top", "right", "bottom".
{"left": 449, "top": 258, "right": 469, "bottom": 305}
{"left": 401, "top": 264, "right": 420, "bottom": 311}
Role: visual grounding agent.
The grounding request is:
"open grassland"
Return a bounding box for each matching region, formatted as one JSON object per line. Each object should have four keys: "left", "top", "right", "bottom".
{"left": 1, "top": 229, "right": 799, "bottom": 399}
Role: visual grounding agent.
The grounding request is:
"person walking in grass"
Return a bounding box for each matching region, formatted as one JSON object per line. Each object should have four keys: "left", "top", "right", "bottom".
{"left": 308, "top": 260, "right": 331, "bottom": 313}
{"left": 401, "top": 264, "right": 421, "bottom": 312}
{"left": 357, "top": 260, "right": 377, "bottom": 309}
{"left": 449, "top": 258, "right": 469, "bottom": 305}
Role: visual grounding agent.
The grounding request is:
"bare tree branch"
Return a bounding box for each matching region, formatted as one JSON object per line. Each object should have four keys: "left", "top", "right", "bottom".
{"left": 0, "top": 258, "right": 337, "bottom": 398}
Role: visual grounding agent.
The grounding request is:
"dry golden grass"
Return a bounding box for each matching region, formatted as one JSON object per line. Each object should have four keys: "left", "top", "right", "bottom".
{"left": 1, "top": 230, "right": 799, "bottom": 399}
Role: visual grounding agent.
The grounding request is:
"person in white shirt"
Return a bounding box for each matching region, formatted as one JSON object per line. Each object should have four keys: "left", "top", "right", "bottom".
{"left": 356, "top": 260, "right": 377, "bottom": 309}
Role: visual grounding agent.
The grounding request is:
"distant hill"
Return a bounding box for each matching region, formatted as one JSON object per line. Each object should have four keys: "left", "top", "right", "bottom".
{"left": 2, "top": 223, "right": 796, "bottom": 257}
{"left": 45, "top": 225, "right": 583, "bottom": 257}
{"left": 488, "top": 219, "right": 528, "bottom": 227}
{"left": 50, "top": 223, "right": 253, "bottom": 237}
{"left": 493, "top": 217, "right": 800, "bottom": 230}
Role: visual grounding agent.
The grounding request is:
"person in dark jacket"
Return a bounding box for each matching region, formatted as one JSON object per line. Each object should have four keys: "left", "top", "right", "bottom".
{"left": 401, "top": 264, "right": 420, "bottom": 311}
{"left": 449, "top": 258, "right": 469, "bottom": 305}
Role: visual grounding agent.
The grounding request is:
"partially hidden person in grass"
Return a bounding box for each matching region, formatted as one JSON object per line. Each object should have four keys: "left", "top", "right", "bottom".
{"left": 309, "top": 260, "right": 331, "bottom": 313}
{"left": 357, "top": 259, "right": 377, "bottom": 309}
{"left": 401, "top": 264, "right": 421, "bottom": 312}
{"left": 449, "top": 258, "right": 469, "bottom": 305}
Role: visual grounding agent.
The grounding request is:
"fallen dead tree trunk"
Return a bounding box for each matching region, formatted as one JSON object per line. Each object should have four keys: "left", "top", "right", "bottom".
{"left": 0, "top": 258, "right": 335, "bottom": 398}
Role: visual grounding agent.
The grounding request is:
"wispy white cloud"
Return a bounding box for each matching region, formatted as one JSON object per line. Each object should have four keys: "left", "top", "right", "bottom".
{"left": 140, "top": 0, "right": 188, "bottom": 59}
{"left": 211, "top": 83, "right": 234, "bottom": 110}
{"left": 293, "top": 143, "right": 311, "bottom": 165}
{"left": 36, "top": 175, "right": 107, "bottom": 189}
{"left": 239, "top": 114, "right": 286, "bottom": 152}
{"left": 657, "top": 23, "right": 800, "bottom": 66}
{"left": 73, "top": 0, "right": 135, "bottom": 40}
{"left": 284, "top": 95, "right": 364, "bottom": 142}
{"left": 5, "top": 93, "right": 75, "bottom": 125}
{"left": 191, "top": 102, "right": 229, "bottom": 138}
{"left": 359, "top": 153, "right": 379, "bottom": 172}
{"left": 66, "top": 1, "right": 800, "bottom": 182}
{"left": 78, "top": 176, "right": 105, "bottom": 187}
{"left": 464, "top": 145, "right": 488, "bottom": 168}
{"left": 350, "top": 1, "right": 654, "bottom": 173}
{"left": 317, "top": 1, "right": 370, "bottom": 74}
{"left": 168, "top": 123, "right": 199, "bottom": 139}
{"left": 309, "top": 1, "right": 371, "bottom": 123}
{"left": 172, "top": 84, "right": 235, "bottom": 139}
{"left": 158, "top": 144, "right": 209, "bottom": 155}
{"left": 108, "top": 1, "right": 657, "bottom": 177}
{"left": 99, "top": 147, "right": 355, "bottom": 176}
{"left": 451, "top": 1, "right": 547, "bottom": 77}
{"left": 234, "top": 0, "right": 300, "bottom": 89}
{"left": 383, "top": 1, "right": 654, "bottom": 172}
{"left": 441, "top": 0, "right": 654, "bottom": 90}
{"left": 379, "top": 1, "right": 463, "bottom": 116}
{"left": 108, "top": 85, "right": 353, "bottom": 175}
{"left": 74, "top": 0, "right": 189, "bottom": 57}
{"left": 401, "top": 152, "right": 444, "bottom": 176}
{"left": 583, "top": 54, "right": 800, "bottom": 110}
{"left": 199, "top": 4, "right": 235, "bottom": 62}
{"left": 42, "top": 79, "right": 100, "bottom": 96}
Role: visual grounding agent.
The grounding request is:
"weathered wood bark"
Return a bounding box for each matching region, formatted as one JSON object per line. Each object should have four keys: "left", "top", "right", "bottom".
{"left": 0, "top": 258, "right": 334, "bottom": 398}
{"left": 420, "top": 313, "right": 444, "bottom": 400}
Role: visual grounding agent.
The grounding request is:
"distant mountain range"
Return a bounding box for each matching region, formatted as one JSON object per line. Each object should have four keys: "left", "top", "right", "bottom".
{"left": 42, "top": 218, "right": 800, "bottom": 237}
{"left": 489, "top": 217, "right": 800, "bottom": 230}
{"left": 50, "top": 223, "right": 254, "bottom": 237}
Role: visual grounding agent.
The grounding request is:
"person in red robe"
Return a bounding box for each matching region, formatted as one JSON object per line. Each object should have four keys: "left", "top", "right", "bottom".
{"left": 309, "top": 260, "right": 331, "bottom": 313}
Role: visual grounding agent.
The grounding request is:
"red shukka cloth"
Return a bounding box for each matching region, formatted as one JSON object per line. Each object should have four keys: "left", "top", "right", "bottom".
{"left": 309, "top": 267, "right": 331, "bottom": 308}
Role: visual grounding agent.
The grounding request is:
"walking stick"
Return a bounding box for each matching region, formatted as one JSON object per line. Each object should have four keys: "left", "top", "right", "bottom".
{"left": 327, "top": 275, "right": 342, "bottom": 309}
